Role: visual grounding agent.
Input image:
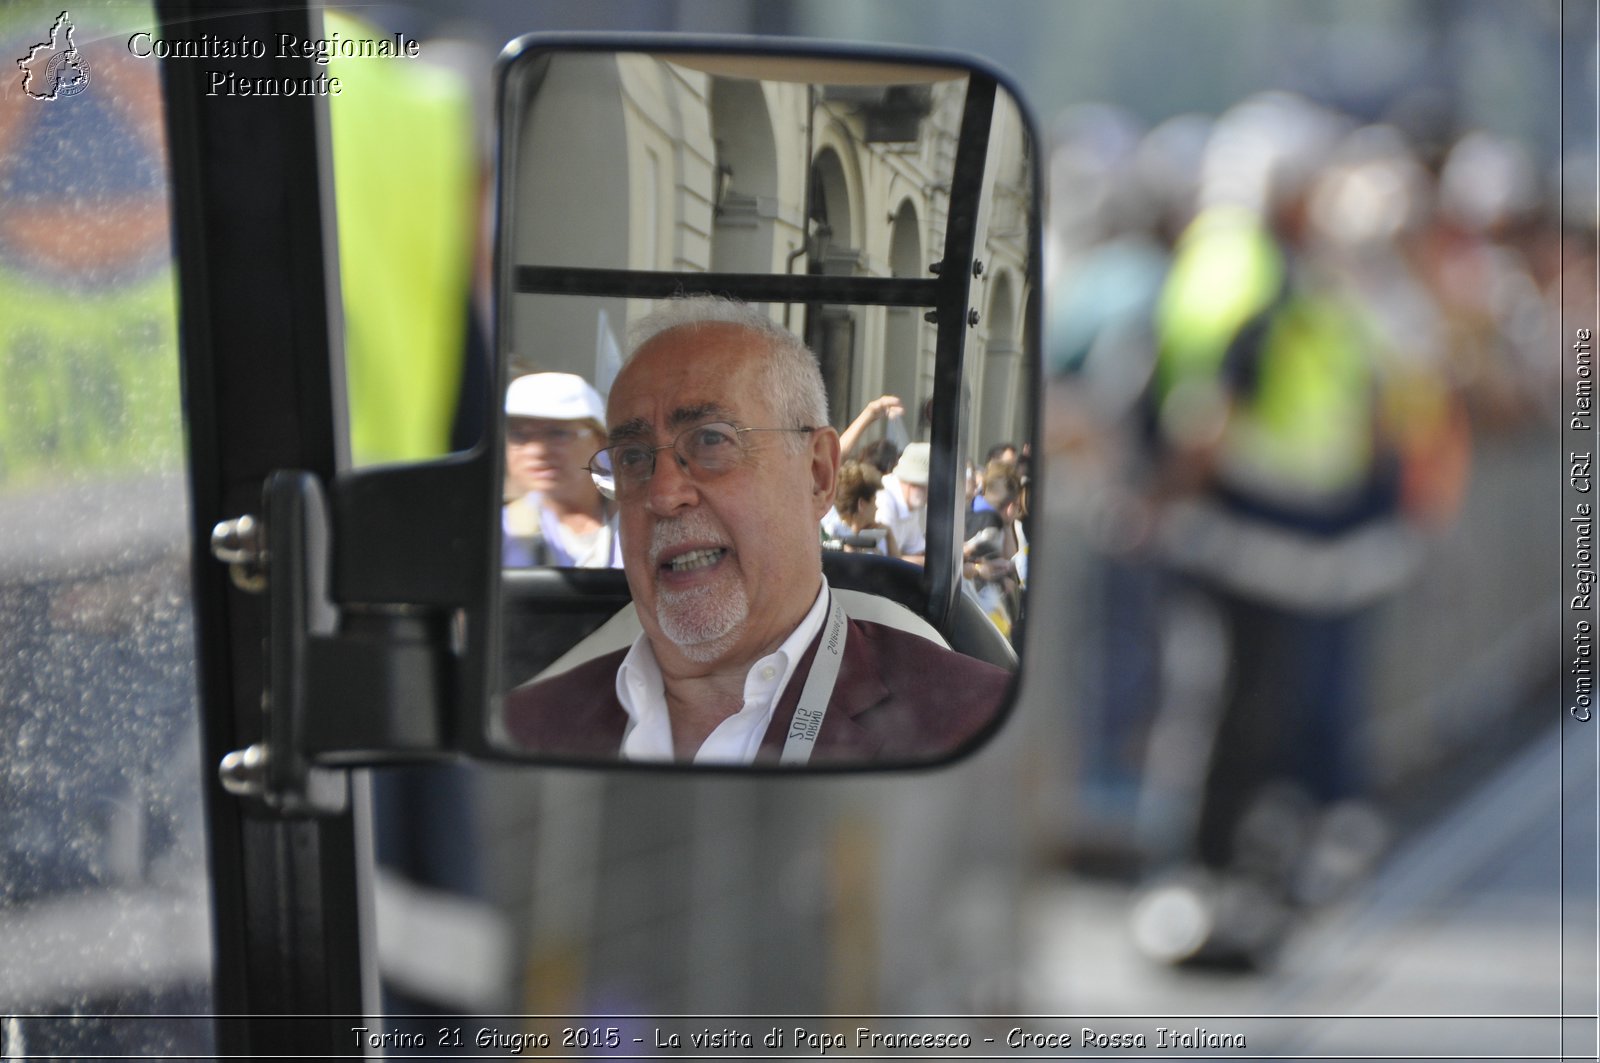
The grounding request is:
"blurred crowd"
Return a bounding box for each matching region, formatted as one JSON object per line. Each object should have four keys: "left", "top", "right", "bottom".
{"left": 822, "top": 395, "right": 1031, "bottom": 639}
{"left": 1042, "top": 90, "right": 1584, "bottom": 967}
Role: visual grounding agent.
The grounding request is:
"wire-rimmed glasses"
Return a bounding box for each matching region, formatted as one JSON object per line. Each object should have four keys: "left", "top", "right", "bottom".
{"left": 585, "top": 421, "right": 815, "bottom": 497}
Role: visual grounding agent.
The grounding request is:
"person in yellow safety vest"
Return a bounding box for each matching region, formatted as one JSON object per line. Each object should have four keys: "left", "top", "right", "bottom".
{"left": 1136, "top": 121, "right": 1408, "bottom": 967}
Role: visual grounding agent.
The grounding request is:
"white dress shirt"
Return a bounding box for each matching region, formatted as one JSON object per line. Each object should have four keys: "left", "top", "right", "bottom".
{"left": 617, "top": 581, "right": 831, "bottom": 764}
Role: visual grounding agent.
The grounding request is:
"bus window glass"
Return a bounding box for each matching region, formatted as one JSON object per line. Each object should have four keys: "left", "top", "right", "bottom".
{"left": 0, "top": 2, "right": 213, "bottom": 1053}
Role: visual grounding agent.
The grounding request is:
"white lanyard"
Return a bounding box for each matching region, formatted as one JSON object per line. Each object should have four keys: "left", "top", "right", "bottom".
{"left": 778, "top": 594, "right": 848, "bottom": 765}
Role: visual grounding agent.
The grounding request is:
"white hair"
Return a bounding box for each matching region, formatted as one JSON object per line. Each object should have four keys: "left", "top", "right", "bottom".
{"left": 626, "top": 295, "right": 829, "bottom": 443}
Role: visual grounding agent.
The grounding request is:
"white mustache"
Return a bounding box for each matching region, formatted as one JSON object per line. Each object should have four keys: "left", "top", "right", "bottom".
{"left": 647, "top": 510, "right": 729, "bottom": 568}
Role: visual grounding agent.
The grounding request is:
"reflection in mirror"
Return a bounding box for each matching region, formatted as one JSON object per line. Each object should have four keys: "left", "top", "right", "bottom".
{"left": 501, "top": 371, "right": 621, "bottom": 569}
{"left": 492, "top": 46, "right": 1036, "bottom": 769}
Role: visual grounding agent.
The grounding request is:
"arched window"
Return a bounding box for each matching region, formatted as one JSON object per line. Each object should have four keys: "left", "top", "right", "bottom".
{"left": 708, "top": 78, "right": 779, "bottom": 274}
{"left": 978, "top": 272, "right": 1021, "bottom": 454}
{"left": 884, "top": 199, "right": 925, "bottom": 428}
{"left": 807, "top": 148, "right": 859, "bottom": 426}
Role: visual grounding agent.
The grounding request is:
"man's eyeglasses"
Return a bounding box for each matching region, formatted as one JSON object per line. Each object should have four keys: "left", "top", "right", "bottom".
{"left": 507, "top": 422, "right": 588, "bottom": 447}
{"left": 586, "top": 422, "right": 815, "bottom": 496}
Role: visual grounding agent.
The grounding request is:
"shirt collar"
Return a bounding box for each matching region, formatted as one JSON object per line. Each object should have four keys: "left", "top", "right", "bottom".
{"left": 617, "top": 579, "right": 832, "bottom": 764}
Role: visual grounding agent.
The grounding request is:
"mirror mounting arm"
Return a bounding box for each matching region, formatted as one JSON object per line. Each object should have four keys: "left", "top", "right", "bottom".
{"left": 219, "top": 460, "right": 492, "bottom": 815}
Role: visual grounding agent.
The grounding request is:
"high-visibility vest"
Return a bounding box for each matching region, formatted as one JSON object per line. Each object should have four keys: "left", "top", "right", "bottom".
{"left": 327, "top": 12, "right": 477, "bottom": 465}
{"left": 1154, "top": 205, "right": 1283, "bottom": 399}
{"left": 1218, "top": 291, "right": 1377, "bottom": 500}
{"left": 1156, "top": 207, "right": 1377, "bottom": 503}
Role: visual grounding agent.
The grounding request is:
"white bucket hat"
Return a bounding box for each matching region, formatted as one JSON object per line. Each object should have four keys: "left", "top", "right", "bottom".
{"left": 891, "top": 442, "right": 930, "bottom": 486}
{"left": 505, "top": 372, "right": 606, "bottom": 423}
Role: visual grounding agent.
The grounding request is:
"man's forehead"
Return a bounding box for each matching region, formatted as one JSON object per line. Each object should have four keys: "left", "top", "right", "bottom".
{"left": 606, "top": 331, "right": 774, "bottom": 438}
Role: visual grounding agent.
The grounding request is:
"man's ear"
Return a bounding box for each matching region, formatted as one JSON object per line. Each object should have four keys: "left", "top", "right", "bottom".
{"left": 808, "top": 426, "right": 841, "bottom": 519}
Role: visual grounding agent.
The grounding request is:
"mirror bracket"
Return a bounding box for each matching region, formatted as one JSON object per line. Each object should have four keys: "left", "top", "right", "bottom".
{"left": 219, "top": 465, "right": 490, "bottom": 815}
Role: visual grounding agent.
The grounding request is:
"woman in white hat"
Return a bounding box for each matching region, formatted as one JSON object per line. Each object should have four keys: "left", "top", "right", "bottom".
{"left": 503, "top": 372, "right": 622, "bottom": 568}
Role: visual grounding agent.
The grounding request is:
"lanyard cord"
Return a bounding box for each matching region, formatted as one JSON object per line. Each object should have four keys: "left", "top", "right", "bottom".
{"left": 778, "top": 593, "right": 848, "bottom": 766}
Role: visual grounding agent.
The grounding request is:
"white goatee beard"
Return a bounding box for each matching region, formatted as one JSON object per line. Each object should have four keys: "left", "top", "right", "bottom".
{"left": 650, "top": 511, "right": 749, "bottom": 662}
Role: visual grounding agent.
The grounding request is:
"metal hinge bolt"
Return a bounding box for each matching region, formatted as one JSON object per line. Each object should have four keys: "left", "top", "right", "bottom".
{"left": 218, "top": 743, "right": 269, "bottom": 798}
{"left": 211, "top": 514, "right": 267, "bottom": 593}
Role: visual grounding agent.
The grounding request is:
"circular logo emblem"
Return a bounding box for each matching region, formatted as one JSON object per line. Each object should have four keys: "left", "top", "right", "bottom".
{"left": 44, "top": 49, "right": 91, "bottom": 98}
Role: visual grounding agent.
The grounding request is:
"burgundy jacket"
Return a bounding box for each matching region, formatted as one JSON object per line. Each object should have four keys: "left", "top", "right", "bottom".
{"left": 503, "top": 617, "right": 1011, "bottom": 765}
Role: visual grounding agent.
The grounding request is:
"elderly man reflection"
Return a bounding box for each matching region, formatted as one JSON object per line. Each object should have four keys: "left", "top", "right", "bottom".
{"left": 502, "top": 372, "right": 622, "bottom": 568}
{"left": 503, "top": 297, "right": 1008, "bottom": 764}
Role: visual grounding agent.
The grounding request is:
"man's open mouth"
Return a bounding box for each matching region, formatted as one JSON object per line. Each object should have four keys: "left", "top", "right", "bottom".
{"left": 662, "top": 546, "right": 727, "bottom": 573}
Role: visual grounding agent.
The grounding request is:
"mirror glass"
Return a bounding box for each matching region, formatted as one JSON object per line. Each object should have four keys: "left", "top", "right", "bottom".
{"left": 489, "top": 45, "right": 1037, "bottom": 769}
